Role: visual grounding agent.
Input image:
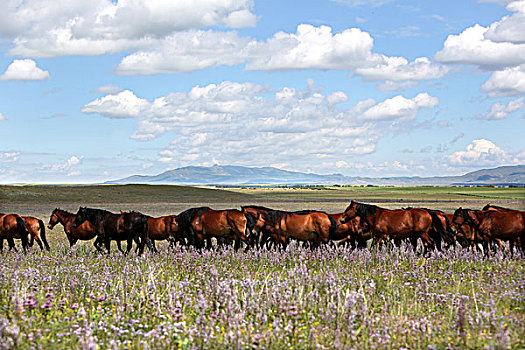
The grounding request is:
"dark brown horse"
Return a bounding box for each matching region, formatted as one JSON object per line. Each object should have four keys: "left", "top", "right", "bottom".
{"left": 260, "top": 209, "right": 336, "bottom": 249}
{"left": 340, "top": 201, "right": 439, "bottom": 254}
{"left": 452, "top": 208, "right": 525, "bottom": 256}
{"left": 328, "top": 213, "right": 369, "bottom": 249}
{"left": 23, "top": 216, "right": 50, "bottom": 251}
{"left": 443, "top": 213, "right": 474, "bottom": 249}
{"left": 175, "top": 207, "right": 254, "bottom": 250}
{"left": 0, "top": 213, "right": 29, "bottom": 252}
{"left": 241, "top": 205, "right": 277, "bottom": 248}
{"left": 72, "top": 207, "right": 153, "bottom": 255}
{"left": 48, "top": 208, "right": 97, "bottom": 248}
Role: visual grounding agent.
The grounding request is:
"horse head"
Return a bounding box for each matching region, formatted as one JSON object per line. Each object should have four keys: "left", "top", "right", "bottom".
{"left": 72, "top": 207, "right": 89, "bottom": 228}
{"left": 340, "top": 200, "right": 358, "bottom": 224}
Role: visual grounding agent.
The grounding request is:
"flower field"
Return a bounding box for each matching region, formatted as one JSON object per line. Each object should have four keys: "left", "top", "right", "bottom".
{"left": 1, "top": 185, "right": 524, "bottom": 349}
{"left": 1, "top": 242, "right": 524, "bottom": 349}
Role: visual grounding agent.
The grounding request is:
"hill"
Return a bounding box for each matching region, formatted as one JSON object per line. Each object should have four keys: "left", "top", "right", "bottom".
{"left": 107, "top": 165, "right": 525, "bottom": 186}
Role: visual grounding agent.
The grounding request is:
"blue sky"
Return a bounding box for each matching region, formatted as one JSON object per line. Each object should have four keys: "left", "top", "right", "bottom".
{"left": 0, "top": 0, "right": 524, "bottom": 183}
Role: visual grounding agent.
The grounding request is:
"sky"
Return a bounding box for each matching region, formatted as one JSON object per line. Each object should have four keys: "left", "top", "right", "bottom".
{"left": 0, "top": 0, "right": 524, "bottom": 183}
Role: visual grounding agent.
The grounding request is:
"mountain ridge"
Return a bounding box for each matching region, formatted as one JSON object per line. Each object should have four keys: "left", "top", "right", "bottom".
{"left": 106, "top": 165, "right": 525, "bottom": 186}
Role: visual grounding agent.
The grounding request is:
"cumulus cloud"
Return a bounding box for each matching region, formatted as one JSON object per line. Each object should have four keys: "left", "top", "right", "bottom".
{"left": 435, "top": 24, "right": 525, "bottom": 69}
{"left": 360, "top": 93, "right": 439, "bottom": 121}
{"left": 484, "top": 1, "right": 525, "bottom": 44}
{"left": 46, "top": 156, "right": 84, "bottom": 174}
{"left": 0, "top": 59, "right": 50, "bottom": 81}
{"left": 449, "top": 139, "right": 521, "bottom": 165}
{"left": 0, "top": 0, "right": 257, "bottom": 57}
{"left": 82, "top": 81, "right": 439, "bottom": 167}
{"left": 478, "top": 97, "right": 525, "bottom": 119}
{"left": 0, "top": 113, "right": 6, "bottom": 121}
{"left": 481, "top": 65, "right": 525, "bottom": 97}
{"left": 245, "top": 24, "right": 382, "bottom": 71}
{"left": 116, "top": 30, "right": 254, "bottom": 75}
{"left": 82, "top": 90, "right": 150, "bottom": 118}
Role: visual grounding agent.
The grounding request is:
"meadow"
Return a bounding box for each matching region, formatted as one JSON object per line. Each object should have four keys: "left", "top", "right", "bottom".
{"left": 0, "top": 185, "right": 524, "bottom": 349}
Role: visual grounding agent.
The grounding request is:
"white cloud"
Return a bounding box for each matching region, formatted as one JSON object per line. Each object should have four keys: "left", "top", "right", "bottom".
{"left": 245, "top": 24, "right": 382, "bottom": 71}
{"left": 0, "top": 152, "right": 20, "bottom": 163}
{"left": 94, "top": 85, "right": 123, "bottom": 94}
{"left": 355, "top": 57, "right": 449, "bottom": 82}
{"left": 481, "top": 65, "right": 525, "bottom": 96}
{"left": 360, "top": 93, "right": 439, "bottom": 121}
{"left": 82, "top": 81, "right": 439, "bottom": 168}
{"left": 478, "top": 97, "right": 525, "bottom": 119}
{"left": 1, "top": 0, "right": 257, "bottom": 57}
{"left": 0, "top": 59, "right": 50, "bottom": 81}
{"left": 484, "top": 1, "right": 525, "bottom": 44}
{"left": 116, "top": 30, "right": 254, "bottom": 75}
{"left": 0, "top": 113, "right": 6, "bottom": 121}
{"left": 81, "top": 90, "right": 150, "bottom": 118}
{"left": 47, "top": 155, "right": 84, "bottom": 172}
{"left": 449, "top": 139, "right": 521, "bottom": 165}
{"left": 435, "top": 24, "right": 525, "bottom": 69}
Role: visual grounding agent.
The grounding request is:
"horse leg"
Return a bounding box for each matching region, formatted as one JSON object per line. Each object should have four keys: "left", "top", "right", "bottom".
{"left": 104, "top": 236, "right": 111, "bottom": 254}
{"left": 0, "top": 239, "right": 3, "bottom": 252}
{"left": 8, "top": 238, "right": 17, "bottom": 252}
{"left": 124, "top": 238, "right": 133, "bottom": 255}
{"left": 409, "top": 236, "right": 419, "bottom": 253}
{"left": 34, "top": 235, "right": 44, "bottom": 251}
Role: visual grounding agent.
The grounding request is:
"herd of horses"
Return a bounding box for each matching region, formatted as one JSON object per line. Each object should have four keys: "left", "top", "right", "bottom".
{"left": 0, "top": 202, "right": 524, "bottom": 256}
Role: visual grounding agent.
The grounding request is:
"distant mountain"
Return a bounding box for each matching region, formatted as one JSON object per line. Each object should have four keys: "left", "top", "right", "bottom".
{"left": 107, "top": 165, "right": 525, "bottom": 186}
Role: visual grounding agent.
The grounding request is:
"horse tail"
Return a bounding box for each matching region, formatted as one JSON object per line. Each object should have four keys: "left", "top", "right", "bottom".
{"left": 427, "top": 210, "right": 445, "bottom": 248}
{"left": 16, "top": 216, "right": 29, "bottom": 249}
{"left": 38, "top": 219, "right": 50, "bottom": 250}
{"left": 440, "top": 214, "right": 456, "bottom": 246}
{"left": 328, "top": 215, "right": 337, "bottom": 240}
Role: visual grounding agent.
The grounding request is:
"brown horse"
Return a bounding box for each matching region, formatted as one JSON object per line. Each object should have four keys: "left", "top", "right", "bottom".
{"left": 328, "top": 213, "right": 369, "bottom": 249}
{"left": 146, "top": 215, "right": 185, "bottom": 249}
{"left": 260, "top": 209, "right": 336, "bottom": 249}
{"left": 72, "top": 207, "right": 154, "bottom": 255}
{"left": 443, "top": 213, "right": 475, "bottom": 249}
{"left": 121, "top": 211, "right": 184, "bottom": 249}
{"left": 0, "top": 213, "right": 30, "bottom": 252}
{"left": 241, "top": 205, "right": 277, "bottom": 248}
{"left": 452, "top": 208, "right": 525, "bottom": 256}
{"left": 482, "top": 204, "right": 523, "bottom": 252}
{"left": 23, "top": 216, "right": 50, "bottom": 251}
{"left": 340, "top": 201, "right": 438, "bottom": 254}
{"left": 175, "top": 207, "right": 254, "bottom": 250}
{"left": 48, "top": 208, "right": 97, "bottom": 248}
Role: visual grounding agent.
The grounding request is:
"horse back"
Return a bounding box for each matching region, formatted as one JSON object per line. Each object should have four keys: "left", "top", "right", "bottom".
{"left": 0, "top": 214, "right": 19, "bottom": 237}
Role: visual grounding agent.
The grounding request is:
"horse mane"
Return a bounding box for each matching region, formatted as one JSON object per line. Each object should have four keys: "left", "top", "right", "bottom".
{"left": 176, "top": 207, "right": 211, "bottom": 229}
{"left": 293, "top": 209, "right": 329, "bottom": 215}
{"left": 482, "top": 204, "right": 509, "bottom": 211}
{"left": 263, "top": 210, "right": 285, "bottom": 231}
{"left": 356, "top": 202, "right": 379, "bottom": 219}
{"left": 241, "top": 205, "right": 274, "bottom": 211}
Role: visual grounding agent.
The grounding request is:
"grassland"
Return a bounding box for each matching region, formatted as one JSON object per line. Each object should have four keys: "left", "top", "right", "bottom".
{"left": 0, "top": 184, "right": 524, "bottom": 349}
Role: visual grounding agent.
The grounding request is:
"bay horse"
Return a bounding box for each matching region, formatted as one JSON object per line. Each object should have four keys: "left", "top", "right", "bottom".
{"left": 260, "top": 209, "right": 336, "bottom": 249}
{"left": 340, "top": 201, "right": 440, "bottom": 254}
{"left": 120, "top": 211, "right": 185, "bottom": 250}
{"left": 72, "top": 207, "right": 153, "bottom": 255}
{"left": 48, "top": 208, "right": 97, "bottom": 248}
{"left": 0, "top": 213, "right": 30, "bottom": 252}
{"left": 23, "top": 216, "right": 50, "bottom": 251}
{"left": 442, "top": 213, "right": 473, "bottom": 249}
{"left": 452, "top": 208, "right": 525, "bottom": 256}
{"left": 328, "top": 213, "right": 369, "bottom": 249}
{"left": 175, "top": 207, "right": 254, "bottom": 250}
{"left": 241, "top": 205, "right": 277, "bottom": 248}
{"left": 482, "top": 204, "right": 523, "bottom": 252}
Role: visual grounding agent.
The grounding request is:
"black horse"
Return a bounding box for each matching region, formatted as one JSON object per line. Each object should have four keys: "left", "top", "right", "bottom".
{"left": 72, "top": 207, "right": 154, "bottom": 255}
